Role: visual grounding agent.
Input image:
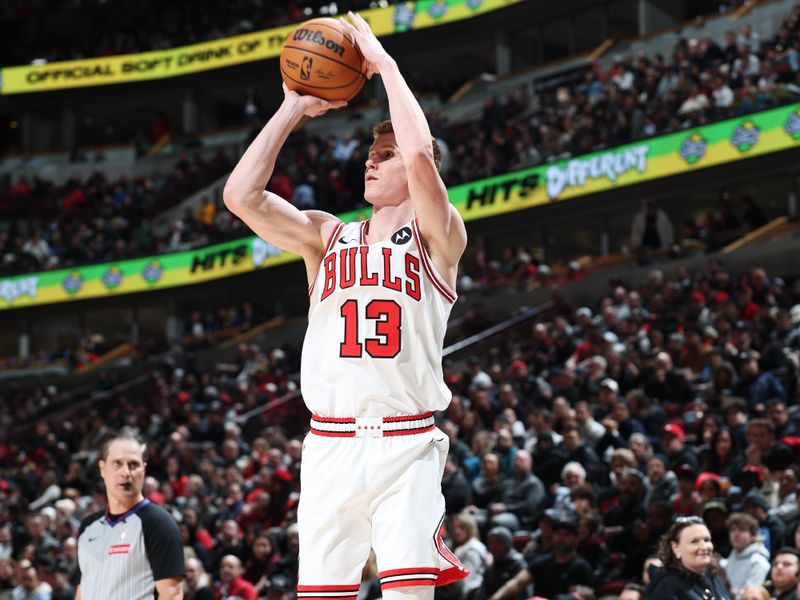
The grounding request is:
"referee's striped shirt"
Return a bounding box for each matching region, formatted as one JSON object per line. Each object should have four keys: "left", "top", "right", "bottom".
{"left": 77, "top": 499, "right": 185, "bottom": 599}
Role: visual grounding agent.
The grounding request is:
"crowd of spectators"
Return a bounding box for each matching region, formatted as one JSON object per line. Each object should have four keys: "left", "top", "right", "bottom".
{"left": 0, "top": 150, "right": 238, "bottom": 275}
{"left": 1, "top": 257, "right": 800, "bottom": 599}
{"left": 444, "top": 8, "right": 800, "bottom": 184}
{"left": 181, "top": 301, "right": 267, "bottom": 350}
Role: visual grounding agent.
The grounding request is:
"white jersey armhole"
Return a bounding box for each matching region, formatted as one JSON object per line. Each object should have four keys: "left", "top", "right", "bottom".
{"left": 308, "top": 221, "right": 345, "bottom": 297}
{"left": 411, "top": 218, "right": 456, "bottom": 304}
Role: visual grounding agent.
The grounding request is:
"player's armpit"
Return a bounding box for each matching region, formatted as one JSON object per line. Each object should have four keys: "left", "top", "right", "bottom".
{"left": 74, "top": 585, "right": 81, "bottom": 600}
{"left": 415, "top": 203, "right": 467, "bottom": 290}
{"left": 155, "top": 576, "right": 184, "bottom": 599}
{"left": 405, "top": 155, "right": 463, "bottom": 253}
{"left": 225, "top": 190, "right": 340, "bottom": 262}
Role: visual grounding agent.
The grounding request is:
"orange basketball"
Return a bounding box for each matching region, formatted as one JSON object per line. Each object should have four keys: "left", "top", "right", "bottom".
{"left": 280, "top": 18, "right": 367, "bottom": 102}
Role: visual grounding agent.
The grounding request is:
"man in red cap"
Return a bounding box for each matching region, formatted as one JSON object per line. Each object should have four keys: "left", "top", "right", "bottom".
{"left": 661, "top": 423, "right": 699, "bottom": 472}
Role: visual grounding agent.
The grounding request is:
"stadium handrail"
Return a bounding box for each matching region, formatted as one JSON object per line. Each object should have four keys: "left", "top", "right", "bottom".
{"left": 443, "top": 301, "right": 555, "bottom": 358}
{"left": 74, "top": 342, "right": 136, "bottom": 375}
{"left": 732, "top": 0, "right": 762, "bottom": 20}
{"left": 220, "top": 316, "right": 286, "bottom": 350}
{"left": 235, "top": 389, "right": 303, "bottom": 426}
{"left": 721, "top": 214, "right": 793, "bottom": 253}
{"left": 151, "top": 173, "right": 229, "bottom": 237}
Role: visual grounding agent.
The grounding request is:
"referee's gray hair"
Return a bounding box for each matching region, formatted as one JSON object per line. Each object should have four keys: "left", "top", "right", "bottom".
{"left": 100, "top": 432, "right": 147, "bottom": 461}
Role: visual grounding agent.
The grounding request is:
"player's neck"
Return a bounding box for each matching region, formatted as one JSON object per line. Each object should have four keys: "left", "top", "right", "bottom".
{"left": 367, "top": 203, "right": 414, "bottom": 242}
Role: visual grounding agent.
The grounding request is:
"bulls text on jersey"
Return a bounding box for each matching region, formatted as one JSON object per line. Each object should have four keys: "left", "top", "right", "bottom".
{"left": 319, "top": 246, "right": 421, "bottom": 302}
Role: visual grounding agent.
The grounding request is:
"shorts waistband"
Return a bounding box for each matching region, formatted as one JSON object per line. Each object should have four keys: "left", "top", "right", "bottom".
{"left": 310, "top": 412, "right": 435, "bottom": 438}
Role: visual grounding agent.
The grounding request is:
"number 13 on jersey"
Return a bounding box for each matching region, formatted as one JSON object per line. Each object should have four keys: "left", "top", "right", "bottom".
{"left": 339, "top": 299, "right": 402, "bottom": 358}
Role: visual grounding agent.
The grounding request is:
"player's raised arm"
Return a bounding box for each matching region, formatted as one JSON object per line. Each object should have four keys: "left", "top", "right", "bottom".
{"left": 223, "top": 86, "right": 347, "bottom": 263}
{"left": 341, "top": 12, "right": 466, "bottom": 272}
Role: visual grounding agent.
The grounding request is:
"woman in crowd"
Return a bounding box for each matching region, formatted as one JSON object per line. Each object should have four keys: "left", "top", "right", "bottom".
{"left": 703, "top": 427, "right": 739, "bottom": 479}
{"left": 451, "top": 512, "right": 488, "bottom": 600}
{"left": 244, "top": 533, "right": 281, "bottom": 594}
{"left": 645, "top": 516, "right": 733, "bottom": 600}
{"left": 740, "top": 585, "right": 770, "bottom": 600}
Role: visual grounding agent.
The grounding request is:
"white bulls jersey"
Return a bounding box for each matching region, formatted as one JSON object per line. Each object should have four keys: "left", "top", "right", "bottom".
{"left": 301, "top": 218, "right": 456, "bottom": 418}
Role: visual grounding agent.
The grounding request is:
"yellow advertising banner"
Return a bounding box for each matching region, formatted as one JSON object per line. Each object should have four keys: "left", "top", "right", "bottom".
{"left": 1, "top": 0, "right": 520, "bottom": 94}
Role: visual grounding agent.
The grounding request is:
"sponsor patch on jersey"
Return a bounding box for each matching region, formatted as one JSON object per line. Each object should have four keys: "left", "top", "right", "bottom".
{"left": 108, "top": 543, "right": 131, "bottom": 555}
{"left": 391, "top": 227, "right": 412, "bottom": 245}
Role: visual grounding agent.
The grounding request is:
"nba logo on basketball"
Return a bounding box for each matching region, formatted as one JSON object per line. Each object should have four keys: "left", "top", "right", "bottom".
{"left": 301, "top": 56, "right": 313, "bottom": 80}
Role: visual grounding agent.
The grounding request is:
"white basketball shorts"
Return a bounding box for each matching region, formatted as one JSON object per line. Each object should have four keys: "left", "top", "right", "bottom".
{"left": 296, "top": 415, "right": 468, "bottom": 600}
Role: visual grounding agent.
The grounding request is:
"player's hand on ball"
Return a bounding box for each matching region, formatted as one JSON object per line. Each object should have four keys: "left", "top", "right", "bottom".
{"left": 340, "top": 11, "right": 387, "bottom": 78}
{"left": 283, "top": 83, "right": 347, "bottom": 117}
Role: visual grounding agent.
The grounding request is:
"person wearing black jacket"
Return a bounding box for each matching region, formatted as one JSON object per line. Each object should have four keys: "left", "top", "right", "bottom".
{"left": 488, "top": 450, "right": 546, "bottom": 530}
{"left": 442, "top": 453, "right": 471, "bottom": 516}
{"left": 645, "top": 516, "right": 733, "bottom": 600}
{"left": 488, "top": 517, "right": 593, "bottom": 600}
{"left": 481, "top": 526, "right": 526, "bottom": 600}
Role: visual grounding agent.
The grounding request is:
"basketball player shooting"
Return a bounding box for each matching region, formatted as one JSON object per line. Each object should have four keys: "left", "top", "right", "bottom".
{"left": 223, "top": 10, "right": 468, "bottom": 600}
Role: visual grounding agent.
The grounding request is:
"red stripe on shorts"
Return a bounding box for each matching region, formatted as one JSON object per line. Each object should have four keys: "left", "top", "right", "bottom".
{"left": 382, "top": 412, "right": 434, "bottom": 423}
{"left": 297, "top": 596, "right": 357, "bottom": 599}
{"left": 297, "top": 584, "right": 360, "bottom": 591}
{"left": 311, "top": 415, "right": 357, "bottom": 424}
{"left": 381, "top": 579, "right": 436, "bottom": 589}
{"left": 379, "top": 568, "right": 439, "bottom": 578}
{"left": 383, "top": 425, "right": 435, "bottom": 437}
{"left": 309, "top": 428, "right": 355, "bottom": 438}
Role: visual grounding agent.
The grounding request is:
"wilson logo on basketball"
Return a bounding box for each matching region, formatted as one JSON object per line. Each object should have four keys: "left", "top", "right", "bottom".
{"left": 292, "top": 29, "right": 346, "bottom": 57}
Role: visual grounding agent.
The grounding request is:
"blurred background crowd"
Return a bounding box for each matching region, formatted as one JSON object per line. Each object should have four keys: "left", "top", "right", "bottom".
{"left": 2, "top": 257, "right": 800, "bottom": 599}
{"left": 2, "top": 1, "right": 800, "bottom": 599}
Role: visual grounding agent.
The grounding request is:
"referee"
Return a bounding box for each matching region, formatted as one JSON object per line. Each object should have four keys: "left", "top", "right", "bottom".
{"left": 75, "top": 432, "right": 185, "bottom": 599}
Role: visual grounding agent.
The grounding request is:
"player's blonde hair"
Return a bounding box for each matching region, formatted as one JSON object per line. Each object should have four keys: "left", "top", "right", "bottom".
{"left": 371, "top": 120, "right": 442, "bottom": 170}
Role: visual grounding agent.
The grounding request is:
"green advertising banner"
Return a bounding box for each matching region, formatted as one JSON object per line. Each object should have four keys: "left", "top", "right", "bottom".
{"left": 2, "top": 102, "right": 800, "bottom": 310}
{"left": 447, "top": 102, "right": 800, "bottom": 222}
{"left": 0, "top": 0, "right": 520, "bottom": 94}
